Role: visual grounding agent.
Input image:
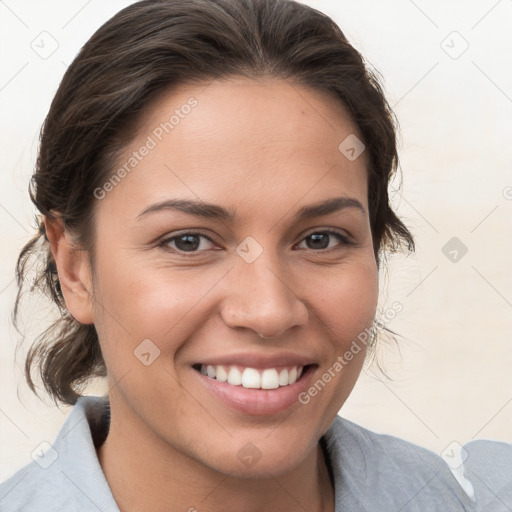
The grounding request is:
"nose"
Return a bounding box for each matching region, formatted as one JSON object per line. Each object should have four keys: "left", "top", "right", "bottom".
{"left": 219, "top": 256, "right": 309, "bottom": 339}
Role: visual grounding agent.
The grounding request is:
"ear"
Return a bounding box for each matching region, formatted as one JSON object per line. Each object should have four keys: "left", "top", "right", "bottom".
{"left": 44, "top": 215, "right": 94, "bottom": 324}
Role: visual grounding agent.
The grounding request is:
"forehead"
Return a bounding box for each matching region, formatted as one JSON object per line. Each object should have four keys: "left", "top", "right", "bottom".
{"left": 141, "top": 76, "right": 363, "bottom": 161}
{"left": 101, "top": 77, "right": 368, "bottom": 218}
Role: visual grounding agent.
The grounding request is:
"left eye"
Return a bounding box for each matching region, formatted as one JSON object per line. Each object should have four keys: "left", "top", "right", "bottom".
{"left": 296, "top": 230, "right": 350, "bottom": 251}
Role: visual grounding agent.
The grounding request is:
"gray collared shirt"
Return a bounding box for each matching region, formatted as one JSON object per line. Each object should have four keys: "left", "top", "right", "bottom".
{"left": 0, "top": 395, "right": 502, "bottom": 511}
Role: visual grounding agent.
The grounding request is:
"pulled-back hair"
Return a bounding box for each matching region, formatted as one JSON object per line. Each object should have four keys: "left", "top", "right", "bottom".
{"left": 14, "top": 0, "right": 414, "bottom": 406}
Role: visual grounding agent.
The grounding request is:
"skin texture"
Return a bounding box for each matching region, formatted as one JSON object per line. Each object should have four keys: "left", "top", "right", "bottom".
{"left": 45, "top": 77, "right": 379, "bottom": 512}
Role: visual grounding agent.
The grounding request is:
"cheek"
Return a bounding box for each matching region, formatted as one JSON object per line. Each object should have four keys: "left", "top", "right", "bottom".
{"left": 310, "top": 257, "right": 379, "bottom": 346}
{"left": 90, "top": 252, "right": 226, "bottom": 366}
{"left": 302, "top": 258, "right": 378, "bottom": 412}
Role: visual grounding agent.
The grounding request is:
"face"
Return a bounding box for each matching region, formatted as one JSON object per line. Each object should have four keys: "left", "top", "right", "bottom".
{"left": 85, "top": 77, "right": 378, "bottom": 477}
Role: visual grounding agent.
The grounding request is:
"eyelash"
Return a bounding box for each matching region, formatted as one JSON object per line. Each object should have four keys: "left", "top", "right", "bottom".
{"left": 158, "top": 229, "right": 352, "bottom": 256}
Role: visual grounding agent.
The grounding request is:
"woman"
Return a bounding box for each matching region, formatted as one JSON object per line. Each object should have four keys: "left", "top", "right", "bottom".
{"left": 0, "top": 0, "right": 480, "bottom": 510}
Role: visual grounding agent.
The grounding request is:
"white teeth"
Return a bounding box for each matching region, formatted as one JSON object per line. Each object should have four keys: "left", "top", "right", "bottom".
{"left": 227, "top": 367, "right": 242, "bottom": 386}
{"left": 199, "top": 364, "right": 305, "bottom": 389}
{"left": 241, "top": 368, "right": 260, "bottom": 389}
{"left": 261, "top": 369, "right": 279, "bottom": 389}
{"left": 278, "top": 368, "right": 289, "bottom": 386}
{"left": 216, "top": 365, "right": 228, "bottom": 382}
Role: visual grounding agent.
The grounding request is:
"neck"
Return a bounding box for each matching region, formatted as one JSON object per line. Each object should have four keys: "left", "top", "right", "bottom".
{"left": 97, "top": 397, "right": 334, "bottom": 512}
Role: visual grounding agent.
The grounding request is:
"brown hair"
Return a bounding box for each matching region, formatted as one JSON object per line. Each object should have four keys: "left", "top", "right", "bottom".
{"left": 14, "top": 0, "right": 414, "bottom": 406}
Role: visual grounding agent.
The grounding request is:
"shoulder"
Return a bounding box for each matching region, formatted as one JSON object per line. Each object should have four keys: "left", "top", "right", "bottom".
{"left": 0, "top": 396, "right": 117, "bottom": 512}
{"left": 462, "top": 439, "right": 512, "bottom": 510}
{"left": 0, "top": 462, "right": 78, "bottom": 512}
{"left": 326, "top": 415, "right": 460, "bottom": 475}
{"left": 323, "top": 415, "right": 475, "bottom": 511}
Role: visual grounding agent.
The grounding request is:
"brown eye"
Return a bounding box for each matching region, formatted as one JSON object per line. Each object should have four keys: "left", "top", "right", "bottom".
{"left": 297, "top": 230, "right": 351, "bottom": 251}
{"left": 160, "top": 233, "right": 216, "bottom": 253}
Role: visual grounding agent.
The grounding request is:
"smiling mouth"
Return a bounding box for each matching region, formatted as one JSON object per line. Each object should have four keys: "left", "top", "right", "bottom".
{"left": 192, "top": 363, "right": 314, "bottom": 390}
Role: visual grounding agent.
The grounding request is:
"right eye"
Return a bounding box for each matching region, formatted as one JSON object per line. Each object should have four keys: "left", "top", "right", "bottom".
{"left": 159, "top": 232, "right": 217, "bottom": 255}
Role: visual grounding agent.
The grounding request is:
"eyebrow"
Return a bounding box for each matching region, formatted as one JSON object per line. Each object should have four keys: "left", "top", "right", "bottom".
{"left": 136, "top": 196, "right": 366, "bottom": 222}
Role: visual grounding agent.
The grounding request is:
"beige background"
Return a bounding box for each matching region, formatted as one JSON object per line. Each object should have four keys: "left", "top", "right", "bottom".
{"left": 1, "top": 0, "right": 511, "bottom": 481}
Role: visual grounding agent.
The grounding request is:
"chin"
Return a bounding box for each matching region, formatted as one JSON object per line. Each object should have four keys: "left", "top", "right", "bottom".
{"left": 194, "top": 429, "right": 318, "bottom": 480}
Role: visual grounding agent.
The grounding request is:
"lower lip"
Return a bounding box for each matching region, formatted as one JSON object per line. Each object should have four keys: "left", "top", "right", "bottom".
{"left": 195, "top": 366, "right": 316, "bottom": 416}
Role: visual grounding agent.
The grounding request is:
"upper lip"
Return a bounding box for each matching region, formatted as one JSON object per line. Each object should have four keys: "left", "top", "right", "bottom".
{"left": 194, "top": 352, "right": 316, "bottom": 369}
